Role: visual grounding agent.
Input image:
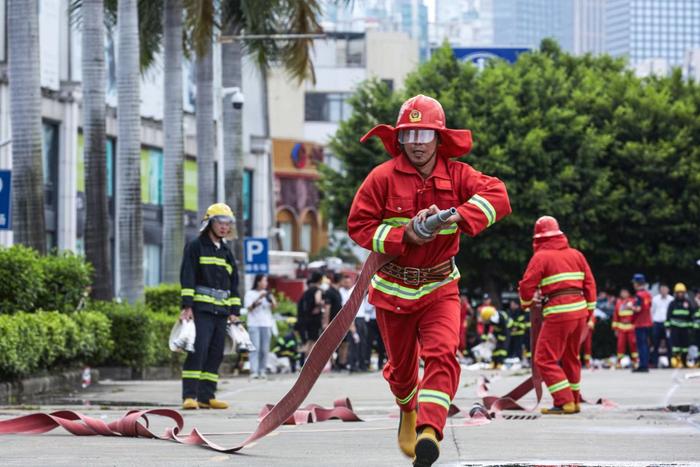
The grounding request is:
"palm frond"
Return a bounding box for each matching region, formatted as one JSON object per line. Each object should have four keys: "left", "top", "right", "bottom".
{"left": 184, "top": 0, "right": 218, "bottom": 58}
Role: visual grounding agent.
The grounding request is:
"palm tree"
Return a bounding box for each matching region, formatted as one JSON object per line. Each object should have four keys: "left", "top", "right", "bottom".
{"left": 82, "top": 0, "right": 113, "bottom": 299}
{"left": 7, "top": 0, "right": 46, "bottom": 253}
{"left": 185, "top": 0, "right": 216, "bottom": 214}
{"left": 223, "top": 1, "right": 322, "bottom": 293}
{"left": 161, "top": 0, "right": 185, "bottom": 283}
{"left": 116, "top": 0, "right": 144, "bottom": 303}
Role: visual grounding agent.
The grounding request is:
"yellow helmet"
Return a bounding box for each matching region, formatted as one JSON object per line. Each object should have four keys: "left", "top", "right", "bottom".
{"left": 480, "top": 305, "right": 497, "bottom": 323}
{"left": 673, "top": 282, "right": 687, "bottom": 294}
{"left": 200, "top": 203, "right": 236, "bottom": 237}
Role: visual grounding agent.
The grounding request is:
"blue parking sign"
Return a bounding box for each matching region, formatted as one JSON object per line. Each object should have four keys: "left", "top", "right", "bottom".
{"left": 0, "top": 170, "right": 11, "bottom": 230}
{"left": 244, "top": 237, "right": 269, "bottom": 274}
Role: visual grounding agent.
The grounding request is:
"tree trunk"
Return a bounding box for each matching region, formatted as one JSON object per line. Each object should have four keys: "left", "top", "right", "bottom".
{"left": 221, "top": 34, "right": 245, "bottom": 297}
{"left": 162, "top": 0, "right": 184, "bottom": 283}
{"left": 8, "top": 0, "right": 46, "bottom": 253}
{"left": 117, "top": 0, "right": 143, "bottom": 303}
{"left": 82, "top": 0, "right": 113, "bottom": 299}
{"left": 196, "top": 45, "right": 215, "bottom": 213}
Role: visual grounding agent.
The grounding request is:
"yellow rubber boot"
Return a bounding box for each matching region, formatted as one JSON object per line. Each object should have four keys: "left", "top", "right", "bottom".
{"left": 397, "top": 410, "right": 417, "bottom": 458}
{"left": 198, "top": 399, "right": 229, "bottom": 409}
{"left": 413, "top": 426, "right": 440, "bottom": 467}
{"left": 541, "top": 401, "right": 577, "bottom": 415}
{"left": 182, "top": 398, "right": 198, "bottom": 410}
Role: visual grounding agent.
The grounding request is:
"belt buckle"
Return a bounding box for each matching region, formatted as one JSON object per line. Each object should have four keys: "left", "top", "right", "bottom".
{"left": 403, "top": 267, "right": 421, "bottom": 285}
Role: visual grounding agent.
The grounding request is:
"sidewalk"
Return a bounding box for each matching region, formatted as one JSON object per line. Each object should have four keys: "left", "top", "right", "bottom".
{"left": 1, "top": 367, "right": 699, "bottom": 466}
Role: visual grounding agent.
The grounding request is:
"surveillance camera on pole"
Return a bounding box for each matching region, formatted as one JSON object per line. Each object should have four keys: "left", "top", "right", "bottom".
{"left": 223, "top": 87, "right": 244, "bottom": 110}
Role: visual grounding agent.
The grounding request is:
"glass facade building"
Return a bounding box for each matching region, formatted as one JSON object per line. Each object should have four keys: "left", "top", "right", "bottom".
{"left": 606, "top": 0, "right": 700, "bottom": 67}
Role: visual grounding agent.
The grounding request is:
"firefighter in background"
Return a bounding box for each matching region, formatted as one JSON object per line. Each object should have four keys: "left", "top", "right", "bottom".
{"left": 518, "top": 216, "right": 596, "bottom": 415}
{"left": 666, "top": 283, "right": 695, "bottom": 368}
{"left": 508, "top": 300, "right": 529, "bottom": 362}
{"left": 348, "top": 94, "right": 511, "bottom": 467}
{"left": 612, "top": 288, "right": 638, "bottom": 367}
{"left": 180, "top": 203, "right": 242, "bottom": 410}
{"left": 480, "top": 305, "right": 512, "bottom": 368}
{"left": 631, "top": 273, "right": 653, "bottom": 372}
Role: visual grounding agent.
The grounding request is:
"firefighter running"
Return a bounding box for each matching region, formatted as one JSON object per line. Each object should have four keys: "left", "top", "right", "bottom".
{"left": 518, "top": 216, "right": 597, "bottom": 415}
{"left": 179, "top": 203, "right": 242, "bottom": 410}
{"left": 667, "top": 282, "right": 696, "bottom": 368}
{"left": 348, "top": 94, "right": 511, "bottom": 466}
{"left": 479, "top": 305, "right": 512, "bottom": 369}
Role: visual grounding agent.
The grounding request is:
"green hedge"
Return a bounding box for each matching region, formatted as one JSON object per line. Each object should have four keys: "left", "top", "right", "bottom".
{"left": 38, "top": 252, "right": 92, "bottom": 313}
{"left": 0, "top": 310, "right": 113, "bottom": 379}
{"left": 0, "top": 246, "right": 92, "bottom": 314}
{"left": 0, "top": 246, "right": 45, "bottom": 313}
{"left": 145, "top": 283, "right": 181, "bottom": 311}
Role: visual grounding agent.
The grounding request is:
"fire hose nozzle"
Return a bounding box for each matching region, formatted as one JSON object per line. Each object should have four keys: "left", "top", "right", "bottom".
{"left": 413, "top": 207, "right": 457, "bottom": 239}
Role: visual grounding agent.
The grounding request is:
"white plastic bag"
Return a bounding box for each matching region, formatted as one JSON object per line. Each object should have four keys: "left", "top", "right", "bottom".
{"left": 227, "top": 322, "right": 256, "bottom": 354}
{"left": 169, "top": 319, "right": 196, "bottom": 353}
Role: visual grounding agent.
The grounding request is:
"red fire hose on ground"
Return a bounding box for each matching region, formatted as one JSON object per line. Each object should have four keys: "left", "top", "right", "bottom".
{"left": 0, "top": 253, "right": 393, "bottom": 452}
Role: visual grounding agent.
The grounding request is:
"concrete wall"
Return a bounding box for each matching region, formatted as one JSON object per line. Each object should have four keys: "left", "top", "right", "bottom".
{"left": 366, "top": 30, "right": 419, "bottom": 91}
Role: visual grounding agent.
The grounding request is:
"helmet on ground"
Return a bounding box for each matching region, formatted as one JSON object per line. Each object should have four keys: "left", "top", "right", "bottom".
{"left": 200, "top": 203, "right": 236, "bottom": 238}
{"left": 480, "top": 305, "right": 497, "bottom": 323}
{"left": 674, "top": 282, "right": 687, "bottom": 294}
{"left": 632, "top": 273, "right": 646, "bottom": 284}
{"left": 360, "top": 94, "right": 472, "bottom": 159}
{"left": 533, "top": 216, "right": 563, "bottom": 239}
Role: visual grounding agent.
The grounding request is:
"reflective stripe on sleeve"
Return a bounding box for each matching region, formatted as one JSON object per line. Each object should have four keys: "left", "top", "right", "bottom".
{"left": 467, "top": 194, "right": 496, "bottom": 227}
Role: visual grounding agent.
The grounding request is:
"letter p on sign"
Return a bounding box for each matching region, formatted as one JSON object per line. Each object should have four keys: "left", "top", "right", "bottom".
{"left": 244, "top": 238, "right": 269, "bottom": 274}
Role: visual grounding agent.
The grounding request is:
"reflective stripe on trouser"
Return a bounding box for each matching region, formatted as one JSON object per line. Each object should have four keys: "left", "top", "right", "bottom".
{"left": 535, "top": 316, "right": 586, "bottom": 406}
{"left": 376, "top": 294, "right": 460, "bottom": 441}
{"left": 616, "top": 330, "right": 638, "bottom": 361}
{"left": 182, "top": 310, "right": 228, "bottom": 402}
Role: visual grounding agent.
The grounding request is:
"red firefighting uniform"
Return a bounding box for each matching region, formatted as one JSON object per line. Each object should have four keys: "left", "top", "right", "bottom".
{"left": 613, "top": 297, "right": 638, "bottom": 363}
{"left": 347, "top": 153, "right": 510, "bottom": 439}
{"left": 518, "top": 234, "right": 596, "bottom": 407}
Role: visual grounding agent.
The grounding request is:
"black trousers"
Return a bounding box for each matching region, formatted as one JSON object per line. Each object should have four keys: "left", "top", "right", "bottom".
{"left": 348, "top": 318, "right": 369, "bottom": 371}
{"left": 508, "top": 333, "right": 525, "bottom": 359}
{"left": 182, "top": 310, "right": 228, "bottom": 402}
{"left": 366, "top": 318, "right": 386, "bottom": 369}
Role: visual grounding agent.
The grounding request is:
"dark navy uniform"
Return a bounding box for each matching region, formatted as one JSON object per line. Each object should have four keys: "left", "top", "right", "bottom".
{"left": 180, "top": 234, "right": 241, "bottom": 402}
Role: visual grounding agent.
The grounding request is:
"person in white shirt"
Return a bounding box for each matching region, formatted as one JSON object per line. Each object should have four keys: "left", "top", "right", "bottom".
{"left": 339, "top": 275, "right": 353, "bottom": 306}
{"left": 651, "top": 284, "right": 673, "bottom": 367}
{"left": 244, "top": 274, "right": 277, "bottom": 379}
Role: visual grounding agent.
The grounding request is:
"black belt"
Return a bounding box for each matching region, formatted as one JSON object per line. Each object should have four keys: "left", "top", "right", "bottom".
{"left": 195, "top": 286, "right": 230, "bottom": 301}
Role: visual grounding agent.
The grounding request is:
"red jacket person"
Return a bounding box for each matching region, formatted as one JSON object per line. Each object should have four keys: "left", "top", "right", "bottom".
{"left": 518, "top": 216, "right": 596, "bottom": 415}
{"left": 348, "top": 95, "right": 511, "bottom": 467}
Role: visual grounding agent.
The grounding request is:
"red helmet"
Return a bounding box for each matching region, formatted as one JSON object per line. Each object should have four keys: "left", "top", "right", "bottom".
{"left": 360, "top": 94, "right": 472, "bottom": 159}
{"left": 395, "top": 95, "right": 446, "bottom": 131}
{"left": 533, "top": 216, "right": 563, "bottom": 239}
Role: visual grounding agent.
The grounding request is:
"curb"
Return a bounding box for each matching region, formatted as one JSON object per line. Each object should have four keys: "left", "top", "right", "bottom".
{"left": 97, "top": 363, "right": 242, "bottom": 381}
{"left": 0, "top": 369, "right": 100, "bottom": 404}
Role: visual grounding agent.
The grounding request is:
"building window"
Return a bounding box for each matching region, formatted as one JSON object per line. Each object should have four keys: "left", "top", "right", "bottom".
{"left": 143, "top": 243, "right": 161, "bottom": 286}
{"left": 304, "top": 92, "right": 353, "bottom": 122}
{"left": 42, "top": 121, "right": 59, "bottom": 209}
{"left": 300, "top": 223, "right": 312, "bottom": 253}
{"left": 279, "top": 221, "right": 293, "bottom": 251}
{"left": 141, "top": 147, "right": 163, "bottom": 205}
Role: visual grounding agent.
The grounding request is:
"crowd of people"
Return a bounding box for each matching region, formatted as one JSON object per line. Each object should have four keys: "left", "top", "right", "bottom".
{"left": 457, "top": 276, "right": 700, "bottom": 371}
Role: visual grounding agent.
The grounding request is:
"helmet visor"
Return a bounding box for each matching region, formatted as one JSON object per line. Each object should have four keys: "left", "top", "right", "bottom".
{"left": 398, "top": 129, "right": 436, "bottom": 144}
{"left": 211, "top": 215, "right": 235, "bottom": 225}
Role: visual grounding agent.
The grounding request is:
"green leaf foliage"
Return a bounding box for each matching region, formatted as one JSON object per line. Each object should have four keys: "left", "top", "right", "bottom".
{"left": 322, "top": 39, "right": 700, "bottom": 292}
{"left": 145, "top": 283, "right": 182, "bottom": 311}
{"left": 0, "top": 246, "right": 44, "bottom": 314}
{"left": 38, "top": 252, "right": 93, "bottom": 313}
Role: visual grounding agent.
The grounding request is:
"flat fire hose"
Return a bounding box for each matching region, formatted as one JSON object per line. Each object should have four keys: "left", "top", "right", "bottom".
{"left": 478, "top": 304, "right": 600, "bottom": 414}
{"left": 0, "top": 252, "right": 393, "bottom": 452}
{"left": 479, "top": 302, "right": 546, "bottom": 412}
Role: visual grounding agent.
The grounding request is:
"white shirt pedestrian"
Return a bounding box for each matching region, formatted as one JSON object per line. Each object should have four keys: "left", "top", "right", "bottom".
{"left": 651, "top": 292, "right": 674, "bottom": 323}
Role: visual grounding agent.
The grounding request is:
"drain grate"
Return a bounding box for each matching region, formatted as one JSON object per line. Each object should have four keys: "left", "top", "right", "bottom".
{"left": 501, "top": 414, "right": 539, "bottom": 420}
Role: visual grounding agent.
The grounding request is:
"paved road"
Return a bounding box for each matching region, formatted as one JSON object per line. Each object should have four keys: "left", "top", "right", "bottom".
{"left": 1, "top": 367, "right": 699, "bottom": 466}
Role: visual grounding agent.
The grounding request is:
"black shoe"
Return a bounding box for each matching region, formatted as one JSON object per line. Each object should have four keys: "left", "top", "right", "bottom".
{"left": 632, "top": 367, "right": 649, "bottom": 373}
{"left": 413, "top": 428, "right": 440, "bottom": 467}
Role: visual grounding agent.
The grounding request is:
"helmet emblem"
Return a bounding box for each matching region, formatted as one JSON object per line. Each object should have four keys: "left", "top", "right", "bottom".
{"left": 409, "top": 109, "right": 422, "bottom": 123}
